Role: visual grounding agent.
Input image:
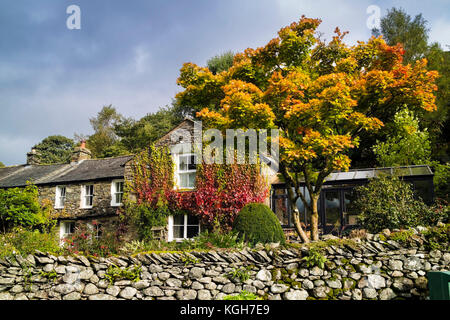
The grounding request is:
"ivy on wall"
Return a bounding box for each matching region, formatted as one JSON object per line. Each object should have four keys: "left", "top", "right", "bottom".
{"left": 125, "top": 144, "right": 269, "bottom": 238}
{"left": 125, "top": 145, "right": 182, "bottom": 240}
{"left": 179, "top": 162, "right": 269, "bottom": 232}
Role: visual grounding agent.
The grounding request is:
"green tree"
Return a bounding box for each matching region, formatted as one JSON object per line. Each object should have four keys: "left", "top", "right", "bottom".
{"left": 207, "top": 51, "right": 235, "bottom": 75}
{"left": 86, "top": 105, "right": 126, "bottom": 158}
{"left": 32, "top": 135, "right": 75, "bottom": 164}
{"left": 372, "top": 8, "right": 429, "bottom": 64}
{"left": 114, "top": 106, "right": 179, "bottom": 153}
{"left": 372, "top": 108, "right": 431, "bottom": 167}
{"left": 0, "top": 162, "right": 5, "bottom": 168}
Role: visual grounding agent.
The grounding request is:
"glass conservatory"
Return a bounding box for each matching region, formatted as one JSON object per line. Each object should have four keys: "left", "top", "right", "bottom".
{"left": 270, "top": 165, "right": 435, "bottom": 236}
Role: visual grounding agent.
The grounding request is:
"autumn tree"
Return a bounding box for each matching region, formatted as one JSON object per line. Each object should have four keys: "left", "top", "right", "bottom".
{"left": 176, "top": 16, "right": 438, "bottom": 242}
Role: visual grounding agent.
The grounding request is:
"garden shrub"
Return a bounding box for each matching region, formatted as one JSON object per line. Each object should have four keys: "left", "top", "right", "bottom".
{"left": 433, "top": 163, "right": 450, "bottom": 201}
{"left": 0, "top": 227, "right": 61, "bottom": 257}
{"left": 354, "top": 175, "right": 443, "bottom": 233}
{"left": 62, "top": 223, "right": 120, "bottom": 257}
{"left": 233, "top": 203, "right": 285, "bottom": 245}
{"left": 421, "top": 223, "right": 450, "bottom": 251}
{"left": 191, "top": 229, "right": 245, "bottom": 250}
{"left": 0, "top": 184, "right": 53, "bottom": 233}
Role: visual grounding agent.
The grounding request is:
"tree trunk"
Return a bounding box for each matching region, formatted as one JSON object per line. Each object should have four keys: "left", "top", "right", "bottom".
{"left": 310, "top": 194, "right": 320, "bottom": 241}
{"left": 292, "top": 208, "right": 310, "bottom": 243}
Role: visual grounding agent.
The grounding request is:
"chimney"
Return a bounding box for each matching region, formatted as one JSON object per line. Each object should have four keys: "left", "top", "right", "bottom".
{"left": 71, "top": 140, "right": 92, "bottom": 162}
{"left": 26, "top": 148, "right": 41, "bottom": 165}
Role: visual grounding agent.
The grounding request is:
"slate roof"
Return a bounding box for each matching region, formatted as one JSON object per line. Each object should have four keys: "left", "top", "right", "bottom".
{"left": 0, "top": 155, "right": 133, "bottom": 188}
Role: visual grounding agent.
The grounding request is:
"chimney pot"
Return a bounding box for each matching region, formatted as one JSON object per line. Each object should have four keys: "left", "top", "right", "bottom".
{"left": 71, "top": 140, "right": 91, "bottom": 162}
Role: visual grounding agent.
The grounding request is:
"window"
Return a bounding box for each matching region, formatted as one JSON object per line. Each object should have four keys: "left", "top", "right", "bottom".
{"left": 81, "top": 184, "right": 94, "bottom": 208}
{"left": 177, "top": 154, "right": 196, "bottom": 189}
{"left": 59, "top": 221, "right": 75, "bottom": 244}
{"left": 55, "top": 186, "right": 66, "bottom": 209}
{"left": 88, "top": 221, "right": 103, "bottom": 240}
{"left": 111, "top": 180, "right": 124, "bottom": 206}
{"left": 168, "top": 214, "right": 200, "bottom": 241}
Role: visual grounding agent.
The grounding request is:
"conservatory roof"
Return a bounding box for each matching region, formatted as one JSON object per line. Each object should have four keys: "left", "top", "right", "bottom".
{"left": 271, "top": 165, "right": 433, "bottom": 185}
{"left": 323, "top": 165, "right": 433, "bottom": 182}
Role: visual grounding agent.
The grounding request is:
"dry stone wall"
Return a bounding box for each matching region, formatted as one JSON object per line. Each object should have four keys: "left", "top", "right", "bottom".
{"left": 0, "top": 236, "right": 448, "bottom": 300}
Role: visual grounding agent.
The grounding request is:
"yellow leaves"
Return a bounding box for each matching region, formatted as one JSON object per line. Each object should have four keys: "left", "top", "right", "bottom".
{"left": 196, "top": 108, "right": 229, "bottom": 128}
{"left": 347, "top": 112, "right": 384, "bottom": 131}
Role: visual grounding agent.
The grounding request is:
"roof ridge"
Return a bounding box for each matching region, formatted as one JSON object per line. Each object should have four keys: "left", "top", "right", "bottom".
{"left": 82, "top": 154, "right": 135, "bottom": 161}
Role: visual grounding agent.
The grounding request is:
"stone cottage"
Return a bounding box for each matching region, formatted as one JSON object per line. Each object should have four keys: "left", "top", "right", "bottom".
{"left": 0, "top": 141, "right": 132, "bottom": 243}
{"left": 0, "top": 119, "right": 208, "bottom": 244}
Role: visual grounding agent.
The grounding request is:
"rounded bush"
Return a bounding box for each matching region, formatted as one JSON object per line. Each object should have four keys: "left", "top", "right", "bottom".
{"left": 233, "top": 203, "right": 285, "bottom": 245}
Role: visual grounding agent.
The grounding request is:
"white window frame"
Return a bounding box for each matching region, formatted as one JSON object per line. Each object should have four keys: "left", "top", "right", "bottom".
{"left": 111, "top": 179, "right": 124, "bottom": 207}
{"left": 167, "top": 214, "right": 200, "bottom": 242}
{"left": 175, "top": 153, "right": 197, "bottom": 189}
{"left": 81, "top": 184, "right": 94, "bottom": 208}
{"left": 59, "top": 220, "right": 75, "bottom": 245}
{"left": 87, "top": 222, "right": 102, "bottom": 240}
{"left": 54, "top": 186, "right": 66, "bottom": 209}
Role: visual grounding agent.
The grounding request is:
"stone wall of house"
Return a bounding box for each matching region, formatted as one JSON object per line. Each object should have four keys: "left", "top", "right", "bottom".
{"left": 38, "top": 180, "right": 120, "bottom": 220}
{"left": 0, "top": 234, "right": 448, "bottom": 300}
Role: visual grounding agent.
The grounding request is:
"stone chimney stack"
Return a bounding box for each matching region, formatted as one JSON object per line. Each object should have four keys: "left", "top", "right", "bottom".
{"left": 71, "top": 140, "right": 92, "bottom": 162}
{"left": 26, "top": 148, "right": 41, "bottom": 165}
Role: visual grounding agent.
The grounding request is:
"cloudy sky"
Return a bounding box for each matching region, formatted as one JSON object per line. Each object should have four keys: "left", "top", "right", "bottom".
{"left": 0, "top": 0, "right": 448, "bottom": 165}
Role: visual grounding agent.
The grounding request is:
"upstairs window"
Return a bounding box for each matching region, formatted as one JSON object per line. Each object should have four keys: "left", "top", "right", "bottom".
{"left": 55, "top": 186, "right": 66, "bottom": 209}
{"left": 111, "top": 180, "right": 124, "bottom": 206}
{"left": 177, "top": 154, "right": 196, "bottom": 189}
{"left": 81, "top": 184, "right": 94, "bottom": 208}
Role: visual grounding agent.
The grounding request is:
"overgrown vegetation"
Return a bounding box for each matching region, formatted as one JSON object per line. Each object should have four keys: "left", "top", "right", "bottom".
{"left": 62, "top": 222, "right": 121, "bottom": 257}
{"left": 104, "top": 264, "right": 142, "bottom": 285}
{"left": 0, "top": 184, "right": 54, "bottom": 233}
{"left": 0, "top": 227, "right": 61, "bottom": 258}
{"left": 301, "top": 247, "right": 328, "bottom": 269}
{"left": 421, "top": 223, "right": 450, "bottom": 251}
{"left": 222, "top": 290, "right": 263, "bottom": 300}
{"left": 126, "top": 145, "right": 182, "bottom": 240}
{"left": 227, "top": 266, "right": 253, "bottom": 282}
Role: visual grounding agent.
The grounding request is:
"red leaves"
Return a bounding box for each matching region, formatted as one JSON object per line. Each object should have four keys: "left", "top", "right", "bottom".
{"left": 177, "top": 163, "right": 268, "bottom": 231}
